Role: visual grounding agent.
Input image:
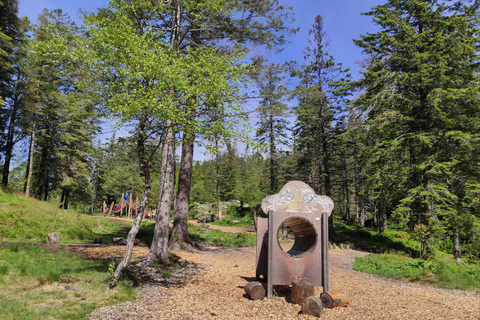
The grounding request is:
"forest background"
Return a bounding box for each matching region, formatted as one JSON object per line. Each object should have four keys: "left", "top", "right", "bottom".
{"left": 1, "top": 0, "right": 480, "bottom": 272}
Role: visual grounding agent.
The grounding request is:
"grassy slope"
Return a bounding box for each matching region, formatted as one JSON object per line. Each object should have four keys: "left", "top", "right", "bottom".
{"left": 0, "top": 186, "right": 121, "bottom": 243}
{"left": 0, "top": 187, "right": 135, "bottom": 319}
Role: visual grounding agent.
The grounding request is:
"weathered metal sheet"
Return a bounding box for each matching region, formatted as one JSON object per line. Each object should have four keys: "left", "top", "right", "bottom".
{"left": 255, "top": 181, "right": 334, "bottom": 298}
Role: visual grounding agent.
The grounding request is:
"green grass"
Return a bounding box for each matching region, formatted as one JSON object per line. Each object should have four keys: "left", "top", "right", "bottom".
{"left": 0, "top": 186, "right": 122, "bottom": 243}
{"left": 0, "top": 245, "right": 136, "bottom": 320}
{"left": 188, "top": 224, "right": 256, "bottom": 247}
{"left": 353, "top": 252, "right": 480, "bottom": 292}
{"left": 210, "top": 205, "right": 255, "bottom": 227}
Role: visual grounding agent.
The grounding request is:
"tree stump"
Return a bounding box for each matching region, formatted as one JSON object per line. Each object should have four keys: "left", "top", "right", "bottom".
{"left": 244, "top": 281, "right": 265, "bottom": 300}
{"left": 47, "top": 232, "right": 60, "bottom": 244}
{"left": 320, "top": 290, "right": 349, "bottom": 308}
{"left": 301, "top": 296, "right": 324, "bottom": 317}
{"left": 291, "top": 276, "right": 314, "bottom": 305}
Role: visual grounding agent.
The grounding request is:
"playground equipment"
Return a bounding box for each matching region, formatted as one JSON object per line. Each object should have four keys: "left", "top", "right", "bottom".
{"left": 255, "top": 181, "right": 334, "bottom": 298}
{"left": 101, "top": 193, "right": 143, "bottom": 218}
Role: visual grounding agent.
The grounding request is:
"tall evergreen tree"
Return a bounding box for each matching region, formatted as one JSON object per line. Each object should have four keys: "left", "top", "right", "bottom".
{"left": 350, "top": 0, "right": 480, "bottom": 257}
{"left": 294, "top": 15, "right": 350, "bottom": 198}
{"left": 293, "top": 15, "right": 350, "bottom": 235}
{"left": 254, "top": 59, "right": 291, "bottom": 195}
{"left": 0, "top": 0, "right": 27, "bottom": 186}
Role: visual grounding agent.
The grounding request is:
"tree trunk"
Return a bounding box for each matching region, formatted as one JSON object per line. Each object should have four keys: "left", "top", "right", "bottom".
{"left": 147, "top": 121, "right": 175, "bottom": 262}
{"left": 24, "top": 120, "right": 35, "bottom": 196}
{"left": 215, "top": 135, "right": 222, "bottom": 221}
{"left": 109, "top": 115, "right": 152, "bottom": 287}
{"left": 269, "top": 112, "right": 276, "bottom": 194}
{"left": 2, "top": 98, "right": 19, "bottom": 186}
{"left": 453, "top": 227, "right": 462, "bottom": 260}
{"left": 170, "top": 132, "right": 194, "bottom": 249}
{"left": 64, "top": 188, "right": 70, "bottom": 210}
{"left": 60, "top": 188, "right": 66, "bottom": 208}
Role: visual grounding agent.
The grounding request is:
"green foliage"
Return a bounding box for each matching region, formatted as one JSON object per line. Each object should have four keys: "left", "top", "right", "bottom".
{"left": 353, "top": 252, "right": 480, "bottom": 292}
{"left": 340, "top": 0, "right": 480, "bottom": 257}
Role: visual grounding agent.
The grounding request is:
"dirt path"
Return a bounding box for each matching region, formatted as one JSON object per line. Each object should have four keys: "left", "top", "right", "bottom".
{"left": 86, "top": 244, "right": 480, "bottom": 319}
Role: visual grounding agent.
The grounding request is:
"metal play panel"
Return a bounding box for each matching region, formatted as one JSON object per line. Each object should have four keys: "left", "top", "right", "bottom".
{"left": 255, "top": 181, "right": 334, "bottom": 298}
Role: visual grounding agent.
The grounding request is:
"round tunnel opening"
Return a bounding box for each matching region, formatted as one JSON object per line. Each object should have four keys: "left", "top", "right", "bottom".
{"left": 277, "top": 216, "right": 317, "bottom": 258}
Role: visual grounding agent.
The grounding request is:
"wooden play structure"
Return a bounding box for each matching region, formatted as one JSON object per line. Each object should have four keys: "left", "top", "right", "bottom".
{"left": 101, "top": 193, "right": 143, "bottom": 218}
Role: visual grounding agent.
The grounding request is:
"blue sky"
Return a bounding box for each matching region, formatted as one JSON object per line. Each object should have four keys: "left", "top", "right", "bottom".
{"left": 19, "top": 0, "right": 386, "bottom": 79}
{"left": 17, "top": 0, "right": 386, "bottom": 160}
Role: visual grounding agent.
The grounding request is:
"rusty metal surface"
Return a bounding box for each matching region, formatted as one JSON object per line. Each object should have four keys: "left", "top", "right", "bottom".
{"left": 255, "top": 181, "right": 333, "bottom": 297}
{"left": 268, "top": 211, "right": 323, "bottom": 286}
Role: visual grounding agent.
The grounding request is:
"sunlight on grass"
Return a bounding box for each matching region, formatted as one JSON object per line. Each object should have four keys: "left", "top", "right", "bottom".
{"left": 0, "top": 245, "right": 136, "bottom": 320}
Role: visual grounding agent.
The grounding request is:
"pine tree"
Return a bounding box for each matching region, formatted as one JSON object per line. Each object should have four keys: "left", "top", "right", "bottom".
{"left": 350, "top": 0, "right": 480, "bottom": 256}
{"left": 254, "top": 59, "right": 292, "bottom": 195}
{"left": 294, "top": 15, "right": 350, "bottom": 198}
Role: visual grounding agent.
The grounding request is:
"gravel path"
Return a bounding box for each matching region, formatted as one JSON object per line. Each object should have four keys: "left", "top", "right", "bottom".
{"left": 88, "top": 246, "right": 480, "bottom": 319}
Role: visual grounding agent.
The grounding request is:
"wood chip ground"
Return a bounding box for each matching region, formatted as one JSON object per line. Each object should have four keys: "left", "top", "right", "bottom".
{"left": 87, "top": 245, "right": 480, "bottom": 319}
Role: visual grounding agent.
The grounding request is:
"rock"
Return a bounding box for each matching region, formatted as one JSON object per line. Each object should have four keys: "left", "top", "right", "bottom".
{"left": 60, "top": 275, "right": 78, "bottom": 283}
{"left": 197, "top": 213, "right": 218, "bottom": 224}
{"left": 190, "top": 203, "right": 213, "bottom": 219}
{"left": 230, "top": 220, "right": 240, "bottom": 225}
{"left": 47, "top": 232, "right": 60, "bottom": 244}
{"left": 64, "top": 286, "right": 81, "bottom": 291}
{"left": 93, "top": 237, "right": 103, "bottom": 244}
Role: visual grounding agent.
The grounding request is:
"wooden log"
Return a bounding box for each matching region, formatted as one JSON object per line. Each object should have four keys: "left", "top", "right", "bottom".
{"left": 291, "top": 276, "right": 314, "bottom": 305}
{"left": 244, "top": 281, "right": 265, "bottom": 300}
{"left": 320, "top": 290, "right": 349, "bottom": 308}
{"left": 47, "top": 232, "right": 60, "bottom": 244}
{"left": 345, "top": 243, "right": 351, "bottom": 250}
{"left": 332, "top": 243, "right": 337, "bottom": 249}
{"left": 339, "top": 243, "right": 345, "bottom": 250}
{"left": 301, "top": 296, "right": 324, "bottom": 317}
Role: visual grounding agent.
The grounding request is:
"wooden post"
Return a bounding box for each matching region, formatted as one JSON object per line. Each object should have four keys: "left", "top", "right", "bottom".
{"left": 244, "top": 282, "right": 265, "bottom": 300}
{"left": 108, "top": 201, "right": 114, "bottom": 216}
{"left": 291, "top": 277, "right": 314, "bottom": 305}
{"left": 128, "top": 195, "right": 132, "bottom": 218}
{"left": 121, "top": 193, "right": 124, "bottom": 217}
{"left": 135, "top": 196, "right": 139, "bottom": 217}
